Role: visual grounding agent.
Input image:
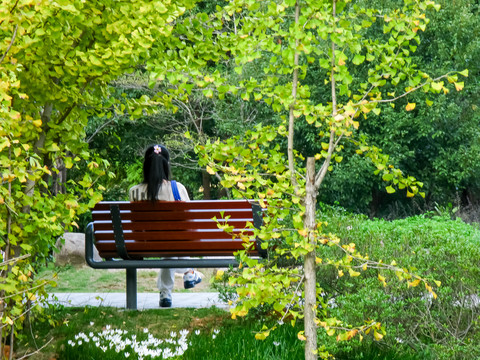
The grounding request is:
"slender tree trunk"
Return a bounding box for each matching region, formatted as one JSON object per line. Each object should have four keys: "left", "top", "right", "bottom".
{"left": 304, "top": 157, "right": 317, "bottom": 359}
{"left": 202, "top": 170, "right": 211, "bottom": 199}
{"left": 315, "top": 0, "right": 339, "bottom": 189}
{"left": 22, "top": 103, "right": 52, "bottom": 204}
{"left": 52, "top": 159, "right": 67, "bottom": 195}
{"left": 288, "top": 0, "right": 300, "bottom": 191}
{"left": 8, "top": 326, "right": 13, "bottom": 360}
{"left": 0, "top": 147, "right": 13, "bottom": 360}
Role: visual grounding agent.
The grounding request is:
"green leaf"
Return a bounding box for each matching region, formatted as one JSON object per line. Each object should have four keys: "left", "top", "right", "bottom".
{"left": 382, "top": 173, "right": 394, "bottom": 181}
{"left": 431, "top": 82, "right": 443, "bottom": 91}
{"left": 352, "top": 55, "right": 365, "bottom": 65}
{"left": 386, "top": 186, "right": 395, "bottom": 194}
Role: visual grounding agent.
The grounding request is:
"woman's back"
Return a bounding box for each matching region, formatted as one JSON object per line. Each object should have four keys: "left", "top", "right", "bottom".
{"left": 129, "top": 181, "right": 190, "bottom": 201}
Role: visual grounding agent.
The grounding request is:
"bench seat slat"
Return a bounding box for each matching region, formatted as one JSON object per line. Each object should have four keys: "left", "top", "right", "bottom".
{"left": 95, "top": 239, "right": 250, "bottom": 250}
{"left": 93, "top": 229, "right": 253, "bottom": 241}
{"left": 92, "top": 210, "right": 254, "bottom": 222}
{"left": 92, "top": 200, "right": 253, "bottom": 211}
{"left": 96, "top": 240, "right": 254, "bottom": 257}
{"left": 97, "top": 250, "right": 249, "bottom": 258}
{"left": 92, "top": 219, "right": 252, "bottom": 231}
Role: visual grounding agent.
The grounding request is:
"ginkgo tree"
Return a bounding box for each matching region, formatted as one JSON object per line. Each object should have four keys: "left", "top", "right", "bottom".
{"left": 0, "top": 0, "right": 194, "bottom": 356}
{"left": 178, "top": 0, "right": 468, "bottom": 358}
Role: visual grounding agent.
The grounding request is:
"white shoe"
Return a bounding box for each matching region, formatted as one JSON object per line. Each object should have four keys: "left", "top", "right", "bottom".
{"left": 183, "top": 270, "right": 202, "bottom": 289}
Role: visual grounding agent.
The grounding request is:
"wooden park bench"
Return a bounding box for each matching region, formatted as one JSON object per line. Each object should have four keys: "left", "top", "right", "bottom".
{"left": 85, "top": 200, "right": 265, "bottom": 309}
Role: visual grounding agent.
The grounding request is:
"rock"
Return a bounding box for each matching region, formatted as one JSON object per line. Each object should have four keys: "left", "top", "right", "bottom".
{"left": 54, "top": 232, "right": 101, "bottom": 265}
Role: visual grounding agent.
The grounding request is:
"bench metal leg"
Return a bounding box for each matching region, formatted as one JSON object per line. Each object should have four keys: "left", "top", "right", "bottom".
{"left": 126, "top": 268, "right": 137, "bottom": 310}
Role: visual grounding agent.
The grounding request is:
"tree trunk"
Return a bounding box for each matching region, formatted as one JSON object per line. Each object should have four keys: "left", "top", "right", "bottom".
{"left": 287, "top": 0, "right": 300, "bottom": 191}
{"left": 369, "top": 187, "right": 381, "bottom": 219}
{"left": 53, "top": 159, "right": 67, "bottom": 195}
{"left": 202, "top": 170, "right": 211, "bottom": 199}
{"left": 304, "top": 157, "right": 317, "bottom": 360}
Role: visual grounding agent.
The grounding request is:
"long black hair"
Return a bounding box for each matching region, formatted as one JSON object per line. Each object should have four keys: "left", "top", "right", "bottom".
{"left": 143, "top": 144, "right": 171, "bottom": 201}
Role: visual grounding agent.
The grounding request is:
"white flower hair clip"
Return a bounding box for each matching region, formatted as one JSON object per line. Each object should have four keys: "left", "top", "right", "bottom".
{"left": 153, "top": 145, "right": 162, "bottom": 154}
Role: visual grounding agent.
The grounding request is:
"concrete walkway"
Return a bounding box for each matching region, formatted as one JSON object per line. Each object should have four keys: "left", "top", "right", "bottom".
{"left": 49, "top": 292, "right": 228, "bottom": 310}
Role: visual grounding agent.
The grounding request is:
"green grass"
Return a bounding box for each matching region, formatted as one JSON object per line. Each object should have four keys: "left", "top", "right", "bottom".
{"left": 183, "top": 320, "right": 304, "bottom": 360}
{"left": 18, "top": 305, "right": 305, "bottom": 360}
{"left": 19, "top": 304, "right": 428, "bottom": 360}
{"left": 38, "top": 263, "right": 215, "bottom": 293}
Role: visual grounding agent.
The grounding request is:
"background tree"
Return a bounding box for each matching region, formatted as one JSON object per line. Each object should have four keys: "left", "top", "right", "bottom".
{"left": 319, "top": 0, "right": 480, "bottom": 218}
{"left": 187, "top": 0, "right": 466, "bottom": 358}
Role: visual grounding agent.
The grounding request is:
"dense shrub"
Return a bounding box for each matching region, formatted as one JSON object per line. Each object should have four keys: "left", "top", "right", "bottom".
{"left": 319, "top": 205, "right": 480, "bottom": 359}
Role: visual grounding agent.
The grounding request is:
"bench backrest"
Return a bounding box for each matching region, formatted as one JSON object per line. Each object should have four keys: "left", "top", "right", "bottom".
{"left": 91, "top": 200, "right": 264, "bottom": 259}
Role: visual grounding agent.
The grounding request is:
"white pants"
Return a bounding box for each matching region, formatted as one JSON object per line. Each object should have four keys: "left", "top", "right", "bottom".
{"left": 157, "top": 256, "right": 192, "bottom": 296}
{"left": 157, "top": 268, "right": 189, "bottom": 295}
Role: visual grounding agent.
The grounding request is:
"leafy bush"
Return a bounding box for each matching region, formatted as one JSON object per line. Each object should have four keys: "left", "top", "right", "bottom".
{"left": 319, "top": 205, "right": 480, "bottom": 359}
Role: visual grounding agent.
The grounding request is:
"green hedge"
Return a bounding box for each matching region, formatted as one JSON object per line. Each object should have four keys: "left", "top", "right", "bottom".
{"left": 320, "top": 206, "right": 480, "bottom": 359}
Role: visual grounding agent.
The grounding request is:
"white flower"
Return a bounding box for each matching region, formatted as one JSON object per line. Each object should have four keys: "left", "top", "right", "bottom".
{"left": 170, "top": 331, "right": 177, "bottom": 338}
{"left": 143, "top": 328, "right": 149, "bottom": 333}
{"left": 212, "top": 334, "right": 216, "bottom": 339}
{"left": 347, "top": 225, "right": 353, "bottom": 231}
{"left": 125, "top": 352, "right": 130, "bottom": 357}
{"left": 90, "top": 322, "right": 94, "bottom": 326}
{"left": 195, "top": 330, "right": 200, "bottom": 335}
{"left": 273, "top": 341, "right": 281, "bottom": 346}
{"left": 213, "top": 329, "right": 220, "bottom": 334}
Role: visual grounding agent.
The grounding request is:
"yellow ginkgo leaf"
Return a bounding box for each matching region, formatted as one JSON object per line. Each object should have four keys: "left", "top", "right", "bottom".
{"left": 408, "top": 279, "right": 421, "bottom": 287}
{"left": 454, "top": 82, "right": 464, "bottom": 91}
{"left": 405, "top": 103, "right": 416, "bottom": 111}
{"left": 374, "top": 330, "right": 384, "bottom": 341}
{"left": 298, "top": 229, "right": 308, "bottom": 237}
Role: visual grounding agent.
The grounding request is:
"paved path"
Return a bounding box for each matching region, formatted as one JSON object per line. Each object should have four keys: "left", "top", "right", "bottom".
{"left": 49, "top": 292, "right": 228, "bottom": 310}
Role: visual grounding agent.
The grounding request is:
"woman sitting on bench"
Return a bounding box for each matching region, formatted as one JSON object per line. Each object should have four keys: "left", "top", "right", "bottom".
{"left": 129, "top": 144, "right": 202, "bottom": 307}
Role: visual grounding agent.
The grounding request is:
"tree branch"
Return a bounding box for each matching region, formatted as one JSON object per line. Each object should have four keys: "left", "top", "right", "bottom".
{"left": 355, "top": 73, "right": 453, "bottom": 107}
{"left": 287, "top": 0, "right": 301, "bottom": 192}
{"left": 0, "top": 25, "right": 18, "bottom": 65}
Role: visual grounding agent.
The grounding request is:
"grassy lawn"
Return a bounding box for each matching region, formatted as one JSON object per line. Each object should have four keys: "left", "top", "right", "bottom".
{"left": 18, "top": 305, "right": 305, "bottom": 360}
{"left": 17, "top": 303, "right": 425, "bottom": 360}
{"left": 39, "top": 262, "right": 216, "bottom": 293}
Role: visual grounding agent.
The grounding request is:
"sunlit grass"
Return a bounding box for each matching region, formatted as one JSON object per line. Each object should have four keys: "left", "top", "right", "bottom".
{"left": 58, "top": 318, "right": 304, "bottom": 360}
{"left": 18, "top": 305, "right": 304, "bottom": 360}
{"left": 38, "top": 263, "right": 215, "bottom": 293}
